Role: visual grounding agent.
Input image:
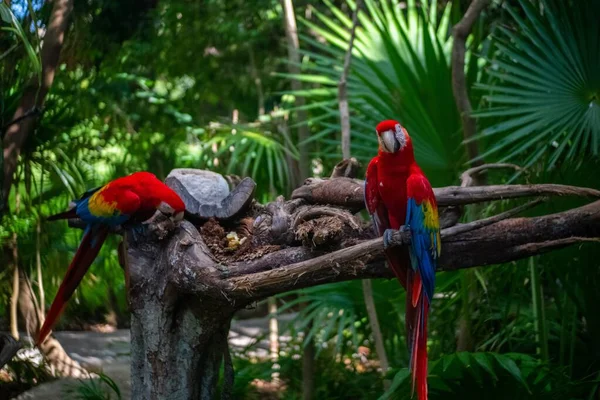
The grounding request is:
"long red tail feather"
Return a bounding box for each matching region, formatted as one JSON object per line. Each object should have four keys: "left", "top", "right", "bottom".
{"left": 36, "top": 225, "right": 110, "bottom": 345}
{"left": 407, "top": 271, "right": 429, "bottom": 400}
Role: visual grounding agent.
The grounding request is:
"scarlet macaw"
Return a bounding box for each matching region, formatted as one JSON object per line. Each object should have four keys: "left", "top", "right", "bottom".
{"left": 37, "top": 171, "right": 185, "bottom": 345}
{"left": 364, "top": 120, "right": 440, "bottom": 400}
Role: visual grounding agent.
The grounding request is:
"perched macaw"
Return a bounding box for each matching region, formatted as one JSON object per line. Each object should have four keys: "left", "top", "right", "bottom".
{"left": 364, "top": 120, "right": 440, "bottom": 400}
{"left": 36, "top": 171, "right": 185, "bottom": 345}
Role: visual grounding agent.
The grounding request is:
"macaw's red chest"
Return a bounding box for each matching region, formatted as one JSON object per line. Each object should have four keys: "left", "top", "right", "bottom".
{"left": 377, "top": 154, "right": 410, "bottom": 230}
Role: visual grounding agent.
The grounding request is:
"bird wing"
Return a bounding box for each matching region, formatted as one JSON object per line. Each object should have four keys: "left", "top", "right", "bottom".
{"left": 365, "top": 157, "right": 409, "bottom": 288}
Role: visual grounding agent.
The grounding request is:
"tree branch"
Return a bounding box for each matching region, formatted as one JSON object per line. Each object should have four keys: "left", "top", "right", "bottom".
{"left": 451, "top": 0, "right": 490, "bottom": 171}
{"left": 218, "top": 199, "right": 600, "bottom": 300}
{"left": 291, "top": 176, "right": 600, "bottom": 210}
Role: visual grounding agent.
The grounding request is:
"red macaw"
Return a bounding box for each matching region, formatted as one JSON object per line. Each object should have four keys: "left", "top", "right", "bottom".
{"left": 364, "top": 120, "right": 440, "bottom": 400}
{"left": 36, "top": 171, "right": 185, "bottom": 345}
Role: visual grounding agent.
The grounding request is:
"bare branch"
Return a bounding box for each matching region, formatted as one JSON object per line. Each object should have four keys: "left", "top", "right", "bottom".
{"left": 460, "top": 163, "right": 522, "bottom": 187}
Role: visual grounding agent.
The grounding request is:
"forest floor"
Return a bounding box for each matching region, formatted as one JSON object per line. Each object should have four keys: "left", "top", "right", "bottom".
{"left": 13, "top": 314, "right": 296, "bottom": 399}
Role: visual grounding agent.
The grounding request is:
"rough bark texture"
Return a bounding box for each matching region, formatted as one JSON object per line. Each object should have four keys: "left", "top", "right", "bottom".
{"left": 127, "top": 220, "right": 235, "bottom": 400}
{"left": 110, "top": 163, "right": 600, "bottom": 398}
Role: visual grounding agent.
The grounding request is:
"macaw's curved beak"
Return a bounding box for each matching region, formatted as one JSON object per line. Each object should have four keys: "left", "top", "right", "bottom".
{"left": 381, "top": 129, "right": 400, "bottom": 153}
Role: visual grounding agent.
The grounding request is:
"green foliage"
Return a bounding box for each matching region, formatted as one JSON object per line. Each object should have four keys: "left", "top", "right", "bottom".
{"left": 2, "top": 0, "right": 600, "bottom": 399}
{"left": 63, "top": 373, "right": 122, "bottom": 400}
{"left": 474, "top": 0, "right": 600, "bottom": 169}
{"left": 381, "top": 352, "right": 592, "bottom": 400}
{"left": 289, "top": 0, "right": 482, "bottom": 185}
{"left": 0, "top": 2, "right": 41, "bottom": 77}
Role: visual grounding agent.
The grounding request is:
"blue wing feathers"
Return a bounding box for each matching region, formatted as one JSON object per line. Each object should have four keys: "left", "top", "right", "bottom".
{"left": 405, "top": 198, "right": 437, "bottom": 302}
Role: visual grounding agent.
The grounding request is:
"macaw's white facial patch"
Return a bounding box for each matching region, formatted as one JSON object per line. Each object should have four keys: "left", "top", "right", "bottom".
{"left": 394, "top": 124, "right": 407, "bottom": 150}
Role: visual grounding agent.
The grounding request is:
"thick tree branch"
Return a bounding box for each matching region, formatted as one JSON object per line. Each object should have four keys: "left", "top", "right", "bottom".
{"left": 219, "top": 200, "right": 600, "bottom": 300}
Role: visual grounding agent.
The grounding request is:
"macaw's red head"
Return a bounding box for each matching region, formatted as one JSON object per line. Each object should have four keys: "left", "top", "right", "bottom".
{"left": 130, "top": 171, "right": 186, "bottom": 221}
{"left": 375, "top": 120, "right": 412, "bottom": 155}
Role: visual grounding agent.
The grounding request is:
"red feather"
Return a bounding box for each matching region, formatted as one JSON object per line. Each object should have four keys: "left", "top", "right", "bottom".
{"left": 37, "top": 226, "right": 110, "bottom": 345}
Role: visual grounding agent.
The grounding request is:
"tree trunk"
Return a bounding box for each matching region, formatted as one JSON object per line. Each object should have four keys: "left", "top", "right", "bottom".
{"left": 2, "top": 0, "right": 73, "bottom": 205}
{"left": 302, "top": 327, "right": 315, "bottom": 400}
{"left": 10, "top": 259, "right": 19, "bottom": 340}
{"left": 451, "top": 0, "right": 490, "bottom": 352}
{"left": 126, "top": 226, "right": 235, "bottom": 400}
{"left": 268, "top": 297, "right": 280, "bottom": 383}
{"left": 282, "top": 0, "right": 310, "bottom": 181}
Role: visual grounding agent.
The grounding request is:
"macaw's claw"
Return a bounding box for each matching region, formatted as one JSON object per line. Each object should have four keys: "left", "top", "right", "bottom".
{"left": 400, "top": 224, "right": 411, "bottom": 233}
{"left": 383, "top": 229, "right": 395, "bottom": 250}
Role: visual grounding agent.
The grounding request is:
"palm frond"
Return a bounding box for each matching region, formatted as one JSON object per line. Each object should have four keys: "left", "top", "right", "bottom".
{"left": 473, "top": 0, "right": 600, "bottom": 169}
{"left": 284, "top": 0, "right": 480, "bottom": 186}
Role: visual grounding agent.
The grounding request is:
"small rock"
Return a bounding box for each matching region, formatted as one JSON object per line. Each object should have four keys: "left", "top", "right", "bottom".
{"left": 166, "top": 169, "right": 230, "bottom": 215}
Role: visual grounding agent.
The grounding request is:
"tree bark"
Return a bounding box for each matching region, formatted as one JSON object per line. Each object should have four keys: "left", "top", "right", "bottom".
{"left": 10, "top": 260, "right": 19, "bottom": 339}
{"left": 126, "top": 223, "right": 235, "bottom": 400}
{"left": 282, "top": 0, "right": 310, "bottom": 181}
{"left": 2, "top": 0, "right": 73, "bottom": 206}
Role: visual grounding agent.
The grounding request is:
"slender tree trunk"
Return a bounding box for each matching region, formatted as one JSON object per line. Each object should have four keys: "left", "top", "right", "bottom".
{"left": 10, "top": 260, "right": 19, "bottom": 339}
{"left": 282, "top": 2, "right": 316, "bottom": 385}
{"left": 278, "top": 16, "right": 314, "bottom": 383}
{"left": 2, "top": 0, "right": 73, "bottom": 204}
{"left": 248, "top": 47, "right": 265, "bottom": 117}
{"left": 302, "top": 328, "right": 315, "bottom": 400}
{"left": 9, "top": 189, "right": 21, "bottom": 339}
{"left": 282, "top": 0, "right": 310, "bottom": 181}
{"left": 451, "top": 0, "right": 490, "bottom": 351}
{"left": 268, "top": 297, "right": 280, "bottom": 384}
{"left": 36, "top": 220, "right": 45, "bottom": 315}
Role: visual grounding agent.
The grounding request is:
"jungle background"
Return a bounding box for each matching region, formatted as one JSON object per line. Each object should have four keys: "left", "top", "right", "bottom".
{"left": 1, "top": 0, "right": 600, "bottom": 398}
